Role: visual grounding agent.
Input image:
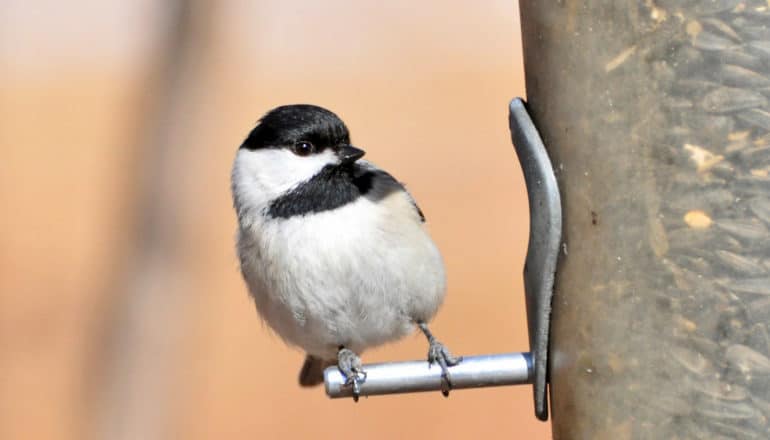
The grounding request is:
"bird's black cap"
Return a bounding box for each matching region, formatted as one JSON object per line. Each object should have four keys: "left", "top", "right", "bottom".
{"left": 241, "top": 104, "right": 350, "bottom": 151}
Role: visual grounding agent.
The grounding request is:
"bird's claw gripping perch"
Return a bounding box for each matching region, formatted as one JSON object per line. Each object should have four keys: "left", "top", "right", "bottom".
{"left": 337, "top": 348, "right": 366, "bottom": 402}
{"left": 427, "top": 338, "right": 462, "bottom": 396}
{"left": 344, "top": 371, "right": 367, "bottom": 401}
{"left": 418, "top": 322, "right": 462, "bottom": 397}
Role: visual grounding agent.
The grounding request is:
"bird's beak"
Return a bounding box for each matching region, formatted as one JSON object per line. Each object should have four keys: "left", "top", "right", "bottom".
{"left": 337, "top": 145, "right": 366, "bottom": 164}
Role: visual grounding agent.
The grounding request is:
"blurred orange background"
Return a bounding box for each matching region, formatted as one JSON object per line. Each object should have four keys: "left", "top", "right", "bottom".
{"left": 0, "top": 1, "right": 548, "bottom": 438}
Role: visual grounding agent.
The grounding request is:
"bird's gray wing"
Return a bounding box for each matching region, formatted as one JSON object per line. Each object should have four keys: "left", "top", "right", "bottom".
{"left": 353, "top": 162, "right": 426, "bottom": 222}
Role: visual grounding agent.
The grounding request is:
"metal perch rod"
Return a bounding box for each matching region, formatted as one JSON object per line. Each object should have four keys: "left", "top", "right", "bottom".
{"left": 324, "top": 352, "right": 533, "bottom": 398}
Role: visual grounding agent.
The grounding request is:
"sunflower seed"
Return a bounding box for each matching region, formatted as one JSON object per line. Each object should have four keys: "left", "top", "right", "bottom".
{"left": 675, "top": 78, "right": 721, "bottom": 95}
{"left": 752, "top": 395, "right": 770, "bottom": 417}
{"left": 694, "top": 0, "right": 744, "bottom": 15}
{"left": 719, "top": 277, "right": 770, "bottom": 296}
{"left": 736, "top": 24, "right": 770, "bottom": 41}
{"left": 705, "top": 420, "right": 765, "bottom": 440}
{"left": 739, "top": 145, "right": 770, "bottom": 166}
{"left": 755, "top": 133, "right": 770, "bottom": 146}
{"left": 693, "top": 30, "right": 739, "bottom": 51}
{"left": 689, "top": 335, "right": 723, "bottom": 359}
{"left": 737, "top": 109, "right": 770, "bottom": 132}
{"left": 673, "top": 46, "right": 708, "bottom": 76}
{"left": 692, "top": 378, "right": 749, "bottom": 401}
{"left": 727, "top": 344, "right": 770, "bottom": 375}
{"left": 665, "top": 259, "right": 706, "bottom": 290}
{"left": 736, "top": 175, "right": 770, "bottom": 196}
{"left": 748, "top": 324, "right": 770, "bottom": 355}
{"left": 726, "top": 144, "right": 751, "bottom": 157}
{"left": 741, "top": 6, "right": 770, "bottom": 21}
{"left": 680, "top": 113, "right": 735, "bottom": 144}
{"left": 696, "top": 399, "right": 761, "bottom": 420}
{"left": 713, "top": 49, "right": 766, "bottom": 71}
{"left": 700, "top": 87, "right": 768, "bottom": 113}
{"left": 747, "top": 41, "right": 770, "bottom": 61}
{"left": 714, "top": 250, "right": 766, "bottom": 275}
{"left": 671, "top": 345, "right": 717, "bottom": 376}
{"left": 749, "top": 197, "right": 770, "bottom": 224}
{"left": 747, "top": 297, "right": 770, "bottom": 321}
{"left": 717, "top": 64, "right": 770, "bottom": 88}
{"left": 715, "top": 218, "right": 769, "bottom": 241}
{"left": 677, "top": 254, "right": 713, "bottom": 273}
{"left": 702, "top": 17, "right": 743, "bottom": 42}
{"left": 711, "top": 161, "right": 736, "bottom": 179}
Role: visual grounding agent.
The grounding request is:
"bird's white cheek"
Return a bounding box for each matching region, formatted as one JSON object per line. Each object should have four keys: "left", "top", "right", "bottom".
{"left": 263, "top": 149, "right": 336, "bottom": 188}
{"left": 232, "top": 148, "right": 338, "bottom": 211}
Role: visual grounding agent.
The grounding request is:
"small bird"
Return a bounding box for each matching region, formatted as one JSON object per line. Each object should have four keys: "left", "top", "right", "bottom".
{"left": 231, "top": 104, "right": 460, "bottom": 399}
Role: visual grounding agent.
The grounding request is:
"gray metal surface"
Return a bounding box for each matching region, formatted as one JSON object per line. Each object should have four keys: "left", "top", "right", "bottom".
{"left": 324, "top": 352, "right": 533, "bottom": 398}
{"left": 508, "top": 98, "right": 562, "bottom": 421}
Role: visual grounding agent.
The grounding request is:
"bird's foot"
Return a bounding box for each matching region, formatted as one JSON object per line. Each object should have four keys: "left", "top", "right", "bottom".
{"left": 427, "top": 338, "right": 462, "bottom": 397}
{"left": 337, "top": 348, "right": 366, "bottom": 402}
{"left": 417, "top": 322, "right": 462, "bottom": 396}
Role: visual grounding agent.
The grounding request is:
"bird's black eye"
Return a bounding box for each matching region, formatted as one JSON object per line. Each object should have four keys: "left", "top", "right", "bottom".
{"left": 292, "top": 141, "right": 315, "bottom": 156}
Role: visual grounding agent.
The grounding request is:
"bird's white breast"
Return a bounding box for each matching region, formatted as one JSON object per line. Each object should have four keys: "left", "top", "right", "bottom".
{"left": 237, "top": 190, "right": 446, "bottom": 360}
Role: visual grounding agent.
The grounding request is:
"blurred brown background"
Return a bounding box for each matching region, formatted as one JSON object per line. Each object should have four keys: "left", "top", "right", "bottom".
{"left": 1, "top": 0, "right": 548, "bottom": 438}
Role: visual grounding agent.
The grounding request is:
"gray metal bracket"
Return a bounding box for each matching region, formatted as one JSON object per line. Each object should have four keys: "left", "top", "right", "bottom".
{"left": 324, "top": 98, "right": 561, "bottom": 422}
{"left": 509, "top": 97, "right": 561, "bottom": 421}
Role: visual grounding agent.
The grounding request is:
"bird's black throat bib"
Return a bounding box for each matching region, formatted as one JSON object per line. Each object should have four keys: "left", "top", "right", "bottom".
{"left": 266, "top": 164, "right": 376, "bottom": 219}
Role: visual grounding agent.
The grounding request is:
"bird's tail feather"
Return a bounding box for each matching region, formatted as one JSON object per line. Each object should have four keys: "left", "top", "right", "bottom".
{"left": 299, "top": 355, "right": 333, "bottom": 387}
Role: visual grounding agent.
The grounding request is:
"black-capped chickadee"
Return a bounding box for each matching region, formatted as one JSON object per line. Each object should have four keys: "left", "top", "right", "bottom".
{"left": 231, "top": 104, "right": 460, "bottom": 399}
